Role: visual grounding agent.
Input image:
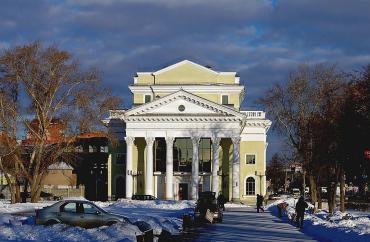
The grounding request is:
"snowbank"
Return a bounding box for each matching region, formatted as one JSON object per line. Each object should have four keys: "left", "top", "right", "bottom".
{"left": 267, "top": 198, "right": 370, "bottom": 242}
{"left": 0, "top": 199, "right": 196, "bottom": 241}
{"left": 98, "top": 199, "right": 195, "bottom": 235}
{"left": 225, "top": 202, "right": 250, "bottom": 208}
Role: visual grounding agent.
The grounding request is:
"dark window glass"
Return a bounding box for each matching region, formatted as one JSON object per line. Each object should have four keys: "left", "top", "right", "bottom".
{"left": 62, "top": 202, "right": 77, "bottom": 213}
{"left": 246, "top": 177, "right": 255, "bottom": 195}
{"left": 199, "top": 138, "right": 211, "bottom": 172}
{"left": 222, "top": 95, "right": 228, "bottom": 105}
{"left": 155, "top": 138, "right": 166, "bottom": 172}
{"left": 83, "top": 203, "right": 99, "bottom": 214}
{"left": 246, "top": 154, "right": 256, "bottom": 164}
{"left": 173, "top": 138, "right": 192, "bottom": 172}
{"left": 144, "top": 95, "right": 151, "bottom": 103}
{"left": 116, "top": 153, "right": 126, "bottom": 165}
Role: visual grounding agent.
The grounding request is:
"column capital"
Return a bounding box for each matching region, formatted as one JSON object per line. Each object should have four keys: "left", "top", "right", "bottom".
{"left": 211, "top": 136, "right": 221, "bottom": 146}
{"left": 125, "top": 136, "right": 135, "bottom": 145}
{"left": 145, "top": 136, "right": 155, "bottom": 146}
{"left": 231, "top": 136, "right": 241, "bottom": 145}
{"left": 191, "top": 136, "right": 201, "bottom": 145}
{"left": 165, "top": 136, "right": 175, "bottom": 146}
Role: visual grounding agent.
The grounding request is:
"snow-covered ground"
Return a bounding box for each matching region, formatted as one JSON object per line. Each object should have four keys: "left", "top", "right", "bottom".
{"left": 0, "top": 199, "right": 195, "bottom": 241}
{"left": 267, "top": 198, "right": 370, "bottom": 242}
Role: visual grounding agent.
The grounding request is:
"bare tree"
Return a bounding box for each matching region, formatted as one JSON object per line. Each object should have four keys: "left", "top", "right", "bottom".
{"left": 0, "top": 42, "right": 121, "bottom": 202}
{"left": 258, "top": 63, "right": 345, "bottom": 212}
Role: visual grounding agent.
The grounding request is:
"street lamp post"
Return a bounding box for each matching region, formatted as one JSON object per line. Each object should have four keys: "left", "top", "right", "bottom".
{"left": 255, "top": 171, "right": 265, "bottom": 195}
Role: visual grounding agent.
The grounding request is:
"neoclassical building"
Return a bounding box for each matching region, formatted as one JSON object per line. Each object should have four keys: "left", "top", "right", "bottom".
{"left": 106, "top": 60, "right": 271, "bottom": 203}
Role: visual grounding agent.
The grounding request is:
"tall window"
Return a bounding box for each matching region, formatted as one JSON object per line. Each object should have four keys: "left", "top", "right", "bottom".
{"left": 199, "top": 138, "right": 211, "bottom": 172}
{"left": 155, "top": 138, "right": 166, "bottom": 172}
{"left": 116, "top": 153, "right": 126, "bottom": 166}
{"left": 246, "top": 177, "right": 255, "bottom": 195}
{"left": 221, "top": 95, "right": 228, "bottom": 105}
{"left": 246, "top": 154, "right": 256, "bottom": 164}
{"left": 144, "top": 94, "right": 151, "bottom": 103}
{"left": 173, "top": 138, "right": 192, "bottom": 172}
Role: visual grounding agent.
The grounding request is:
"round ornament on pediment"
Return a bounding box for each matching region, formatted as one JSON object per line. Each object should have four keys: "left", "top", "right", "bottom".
{"left": 178, "top": 105, "right": 185, "bottom": 112}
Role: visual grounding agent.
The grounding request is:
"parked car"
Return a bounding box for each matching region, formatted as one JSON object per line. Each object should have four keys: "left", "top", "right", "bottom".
{"left": 132, "top": 195, "right": 157, "bottom": 200}
{"left": 194, "top": 191, "right": 223, "bottom": 223}
{"left": 36, "top": 200, "right": 153, "bottom": 241}
{"left": 36, "top": 200, "right": 131, "bottom": 228}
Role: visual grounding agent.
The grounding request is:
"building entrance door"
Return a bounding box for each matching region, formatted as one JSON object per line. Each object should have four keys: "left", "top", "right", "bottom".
{"left": 179, "top": 183, "right": 188, "bottom": 200}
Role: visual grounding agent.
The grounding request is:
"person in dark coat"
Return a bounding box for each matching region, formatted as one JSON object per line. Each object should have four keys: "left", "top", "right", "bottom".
{"left": 217, "top": 192, "right": 226, "bottom": 211}
{"left": 256, "top": 194, "right": 264, "bottom": 213}
{"left": 295, "top": 196, "right": 308, "bottom": 228}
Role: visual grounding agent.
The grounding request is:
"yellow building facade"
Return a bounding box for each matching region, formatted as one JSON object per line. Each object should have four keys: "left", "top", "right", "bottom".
{"left": 107, "top": 60, "right": 271, "bottom": 204}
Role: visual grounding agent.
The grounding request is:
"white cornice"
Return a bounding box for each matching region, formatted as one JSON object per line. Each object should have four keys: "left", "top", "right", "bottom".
{"left": 126, "top": 116, "right": 241, "bottom": 123}
{"left": 129, "top": 85, "right": 244, "bottom": 94}
{"left": 124, "top": 89, "right": 246, "bottom": 119}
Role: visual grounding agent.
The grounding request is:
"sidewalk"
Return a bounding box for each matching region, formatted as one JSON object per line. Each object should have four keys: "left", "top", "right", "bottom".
{"left": 190, "top": 207, "right": 318, "bottom": 242}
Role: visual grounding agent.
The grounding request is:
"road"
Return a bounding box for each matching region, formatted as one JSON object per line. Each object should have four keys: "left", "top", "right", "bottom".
{"left": 185, "top": 207, "right": 318, "bottom": 242}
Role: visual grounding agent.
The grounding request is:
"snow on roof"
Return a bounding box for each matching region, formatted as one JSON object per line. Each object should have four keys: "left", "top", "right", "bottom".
{"left": 48, "top": 162, "right": 73, "bottom": 170}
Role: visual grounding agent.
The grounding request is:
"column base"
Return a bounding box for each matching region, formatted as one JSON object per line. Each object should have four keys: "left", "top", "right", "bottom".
{"left": 231, "top": 198, "right": 241, "bottom": 203}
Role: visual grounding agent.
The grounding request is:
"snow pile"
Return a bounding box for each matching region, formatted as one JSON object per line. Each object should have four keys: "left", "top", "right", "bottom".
{"left": 267, "top": 198, "right": 370, "bottom": 242}
{"left": 0, "top": 199, "right": 196, "bottom": 241}
{"left": 98, "top": 199, "right": 195, "bottom": 235}
{"left": 0, "top": 221, "right": 140, "bottom": 241}
{"left": 225, "top": 202, "right": 250, "bottom": 208}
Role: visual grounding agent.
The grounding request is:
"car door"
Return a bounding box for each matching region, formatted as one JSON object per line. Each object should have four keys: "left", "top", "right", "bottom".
{"left": 81, "top": 202, "right": 103, "bottom": 228}
{"left": 59, "top": 202, "right": 81, "bottom": 226}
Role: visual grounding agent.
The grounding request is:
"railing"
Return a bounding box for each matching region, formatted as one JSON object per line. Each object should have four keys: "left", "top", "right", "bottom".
{"left": 241, "top": 111, "right": 266, "bottom": 119}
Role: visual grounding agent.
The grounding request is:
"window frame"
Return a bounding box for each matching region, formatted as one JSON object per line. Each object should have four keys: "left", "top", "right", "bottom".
{"left": 221, "top": 94, "right": 229, "bottom": 105}
{"left": 245, "top": 153, "right": 256, "bottom": 165}
{"left": 245, "top": 176, "right": 256, "bottom": 196}
{"left": 116, "top": 153, "right": 126, "bottom": 165}
{"left": 144, "top": 94, "right": 152, "bottom": 103}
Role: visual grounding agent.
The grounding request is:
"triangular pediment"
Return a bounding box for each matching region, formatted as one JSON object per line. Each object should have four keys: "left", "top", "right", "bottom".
{"left": 124, "top": 90, "right": 245, "bottom": 120}
{"left": 153, "top": 60, "right": 218, "bottom": 75}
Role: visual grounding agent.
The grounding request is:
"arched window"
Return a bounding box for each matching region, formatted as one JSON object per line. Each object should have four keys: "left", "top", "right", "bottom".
{"left": 245, "top": 177, "right": 255, "bottom": 195}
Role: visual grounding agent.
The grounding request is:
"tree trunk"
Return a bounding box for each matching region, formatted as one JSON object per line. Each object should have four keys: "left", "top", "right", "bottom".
{"left": 317, "top": 186, "right": 322, "bottom": 209}
{"left": 327, "top": 182, "right": 336, "bottom": 214}
{"left": 15, "top": 182, "right": 21, "bottom": 203}
{"left": 340, "top": 168, "right": 345, "bottom": 212}
{"left": 309, "top": 174, "right": 317, "bottom": 206}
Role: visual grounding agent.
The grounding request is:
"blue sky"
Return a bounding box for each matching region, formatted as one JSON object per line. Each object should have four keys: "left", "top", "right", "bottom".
{"left": 1, "top": 0, "right": 370, "bottom": 160}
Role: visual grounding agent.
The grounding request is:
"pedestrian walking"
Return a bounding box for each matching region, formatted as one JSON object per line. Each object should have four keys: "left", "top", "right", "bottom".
{"left": 217, "top": 192, "right": 226, "bottom": 211}
{"left": 256, "top": 194, "right": 264, "bottom": 213}
{"left": 295, "top": 196, "right": 308, "bottom": 229}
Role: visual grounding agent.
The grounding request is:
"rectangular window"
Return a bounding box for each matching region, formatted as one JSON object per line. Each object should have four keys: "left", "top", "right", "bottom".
{"left": 246, "top": 154, "right": 256, "bottom": 164}
{"left": 199, "top": 138, "right": 211, "bottom": 172}
{"left": 100, "top": 146, "right": 108, "bottom": 153}
{"left": 144, "top": 94, "right": 152, "bottom": 103}
{"left": 173, "top": 138, "right": 192, "bottom": 172}
{"left": 116, "top": 153, "right": 126, "bottom": 165}
{"left": 221, "top": 95, "right": 228, "bottom": 105}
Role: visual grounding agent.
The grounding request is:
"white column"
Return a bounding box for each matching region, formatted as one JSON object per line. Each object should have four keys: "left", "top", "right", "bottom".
{"left": 231, "top": 137, "right": 241, "bottom": 202}
{"left": 211, "top": 136, "right": 221, "bottom": 194}
{"left": 145, "top": 137, "right": 155, "bottom": 196}
{"left": 191, "top": 137, "right": 200, "bottom": 200}
{"left": 125, "top": 136, "right": 134, "bottom": 199}
{"left": 165, "top": 137, "right": 175, "bottom": 200}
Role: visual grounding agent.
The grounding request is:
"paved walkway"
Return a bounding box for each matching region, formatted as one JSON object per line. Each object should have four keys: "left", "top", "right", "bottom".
{"left": 187, "top": 207, "right": 318, "bottom": 242}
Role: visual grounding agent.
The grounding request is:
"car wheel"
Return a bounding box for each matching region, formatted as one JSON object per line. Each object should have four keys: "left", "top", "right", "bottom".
{"left": 45, "top": 220, "right": 59, "bottom": 226}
